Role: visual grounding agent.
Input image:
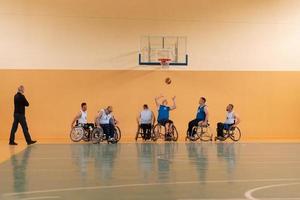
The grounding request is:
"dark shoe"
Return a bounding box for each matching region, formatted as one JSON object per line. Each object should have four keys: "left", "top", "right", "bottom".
{"left": 189, "top": 136, "right": 195, "bottom": 140}
{"left": 27, "top": 141, "right": 37, "bottom": 145}
{"left": 108, "top": 137, "right": 117, "bottom": 143}
{"left": 215, "top": 136, "right": 224, "bottom": 141}
{"left": 9, "top": 142, "right": 18, "bottom": 146}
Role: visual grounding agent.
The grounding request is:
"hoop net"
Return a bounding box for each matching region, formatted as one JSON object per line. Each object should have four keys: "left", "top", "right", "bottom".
{"left": 158, "top": 58, "right": 171, "bottom": 69}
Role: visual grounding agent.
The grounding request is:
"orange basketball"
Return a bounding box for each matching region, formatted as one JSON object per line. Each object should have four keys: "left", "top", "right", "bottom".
{"left": 165, "top": 77, "right": 172, "bottom": 84}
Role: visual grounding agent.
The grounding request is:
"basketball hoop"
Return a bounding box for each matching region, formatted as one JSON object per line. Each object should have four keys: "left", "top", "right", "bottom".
{"left": 158, "top": 58, "right": 171, "bottom": 69}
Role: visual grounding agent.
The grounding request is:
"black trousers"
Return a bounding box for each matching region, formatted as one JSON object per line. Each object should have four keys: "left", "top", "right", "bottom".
{"left": 101, "top": 124, "right": 115, "bottom": 138}
{"left": 140, "top": 124, "right": 152, "bottom": 139}
{"left": 9, "top": 113, "right": 32, "bottom": 143}
{"left": 83, "top": 123, "right": 95, "bottom": 130}
{"left": 217, "top": 123, "right": 234, "bottom": 137}
{"left": 187, "top": 119, "right": 201, "bottom": 137}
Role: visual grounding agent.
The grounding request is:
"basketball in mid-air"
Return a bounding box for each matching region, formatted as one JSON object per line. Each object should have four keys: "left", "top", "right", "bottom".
{"left": 165, "top": 77, "right": 172, "bottom": 85}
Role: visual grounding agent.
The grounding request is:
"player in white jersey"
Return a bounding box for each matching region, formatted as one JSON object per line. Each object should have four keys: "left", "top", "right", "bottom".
{"left": 71, "top": 103, "right": 87, "bottom": 128}
{"left": 137, "top": 104, "right": 155, "bottom": 140}
{"left": 95, "top": 106, "right": 117, "bottom": 142}
{"left": 71, "top": 102, "right": 94, "bottom": 129}
{"left": 216, "top": 104, "right": 240, "bottom": 140}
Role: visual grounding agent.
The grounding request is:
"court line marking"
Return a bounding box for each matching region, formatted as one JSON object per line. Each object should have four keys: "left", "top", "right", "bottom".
{"left": 177, "top": 199, "right": 247, "bottom": 200}
{"left": 3, "top": 178, "right": 300, "bottom": 197}
{"left": 20, "top": 196, "right": 61, "bottom": 200}
{"left": 177, "top": 198, "right": 247, "bottom": 200}
{"left": 178, "top": 198, "right": 300, "bottom": 200}
{"left": 157, "top": 157, "right": 300, "bottom": 164}
{"left": 245, "top": 182, "right": 300, "bottom": 200}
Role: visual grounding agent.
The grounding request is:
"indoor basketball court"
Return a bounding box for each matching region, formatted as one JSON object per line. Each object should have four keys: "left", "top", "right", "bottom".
{"left": 1, "top": 0, "right": 300, "bottom": 200}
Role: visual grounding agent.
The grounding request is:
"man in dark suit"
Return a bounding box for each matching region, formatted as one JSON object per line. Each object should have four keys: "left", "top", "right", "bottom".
{"left": 9, "top": 85, "right": 37, "bottom": 145}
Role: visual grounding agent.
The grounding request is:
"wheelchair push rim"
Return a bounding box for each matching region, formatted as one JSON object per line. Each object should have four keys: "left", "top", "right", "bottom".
{"left": 169, "top": 125, "right": 178, "bottom": 141}
{"left": 229, "top": 126, "right": 241, "bottom": 142}
{"left": 114, "top": 126, "right": 121, "bottom": 142}
{"left": 70, "top": 127, "right": 84, "bottom": 142}
{"left": 198, "top": 126, "right": 213, "bottom": 142}
{"left": 135, "top": 126, "right": 152, "bottom": 141}
{"left": 135, "top": 127, "right": 141, "bottom": 141}
{"left": 187, "top": 127, "right": 201, "bottom": 142}
{"left": 82, "top": 131, "right": 91, "bottom": 142}
{"left": 91, "top": 127, "right": 104, "bottom": 144}
{"left": 152, "top": 124, "right": 164, "bottom": 141}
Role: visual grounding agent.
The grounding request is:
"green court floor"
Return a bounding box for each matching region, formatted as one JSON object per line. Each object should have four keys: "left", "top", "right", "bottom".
{"left": 1, "top": 143, "right": 300, "bottom": 200}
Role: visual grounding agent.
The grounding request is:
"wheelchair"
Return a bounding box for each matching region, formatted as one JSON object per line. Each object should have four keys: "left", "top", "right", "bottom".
{"left": 91, "top": 125, "right": 122, "bottom": 144}
{"left": 70, "top": 123, "right": 94, "bottom": 142}
{"left": 185, "top": 123, "right": 213, "bottom": 142}
{"left": 214, "top": 125, "right": 241, "bottom": 142}
{"left": 135, "top": 124, "right": 153, "bottom": 141}
{"left": 152, "top": 122, "right": 178, "bottom": 142}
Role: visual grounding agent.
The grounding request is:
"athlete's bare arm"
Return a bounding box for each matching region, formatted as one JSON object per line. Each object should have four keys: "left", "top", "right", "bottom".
{"left": 170, "top": 96, "right": 177, "bottom": 110}
{"left": 71, "top": 112, "right": 81, "bottom": 129}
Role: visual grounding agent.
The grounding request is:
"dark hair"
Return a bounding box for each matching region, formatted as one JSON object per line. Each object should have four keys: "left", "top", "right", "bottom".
{"left": 143, "top": 104, "right": 148, "bottom": 109}
{"left": 201, "top": 97, "right": 206, "bottom": 103}
{"left": 81, "top": 102, "right": 87, "bottom": 108}
{"left": 229, "top": 104, "right": 234, "bottom": 109}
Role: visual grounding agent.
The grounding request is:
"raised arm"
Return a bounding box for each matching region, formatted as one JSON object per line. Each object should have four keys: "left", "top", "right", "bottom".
{"left": 155, "top": 95, "right": 164, "bottom": 108}
{"left": 71, "top": 112, "right": 81, "bottom": 129}
{"left": 170, "top": 96, "right": 177, "bottom": 110}
{"left": 151, "top": 111, "right": 156, "bottom": 125}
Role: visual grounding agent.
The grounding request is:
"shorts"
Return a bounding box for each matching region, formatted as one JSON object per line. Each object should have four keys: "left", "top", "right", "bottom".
{"left": 157, "top": 119, "right": 173, "bottom": 126}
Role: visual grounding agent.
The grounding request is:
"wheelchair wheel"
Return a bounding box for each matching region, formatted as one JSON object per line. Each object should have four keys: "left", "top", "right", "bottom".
{"left": 91, "top": 127, "right": 104, "bottom": 144}
{"left": 191, "top": 126, "right": 200, "bottom": 141}
{"left": 185, "top": 135, "right": 188, "bottom": 141}
{"left": 185, "top": 127, "right": 198, "bottom": 141}
{"left": 152, "top": 124, "right": 163, "bottom": 141}
{"left": 82, "top": 130, "right": 91, "bottom": 142}
{"left": 229, "top": 127, "right": 241, "bottom": 142}
{"left": 114, "top": 126, "right": 121, "bottom": 142}
{"left": 70, "top": 127, "right": 84, "bottom": 142}
{"left": 185, "top": 130, "right": 191, "bottom": 141}
{"left": 135, "top": 127, "right": 145, "bottom": 141}
{"left": 170, "top": 125, "right": 178, "bottom": 141}
{"left": 135, "top": 127, "right": 141, "bottom": 141}
{"left": 199, "top": 125, "right": 212, "bottom": 142}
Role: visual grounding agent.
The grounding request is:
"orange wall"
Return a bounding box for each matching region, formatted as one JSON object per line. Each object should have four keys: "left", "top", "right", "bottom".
{"left": 1, "top": 70, "right": 300, "bottom": 141}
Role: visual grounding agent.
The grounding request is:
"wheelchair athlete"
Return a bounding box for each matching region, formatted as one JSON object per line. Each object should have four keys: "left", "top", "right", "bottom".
{"left": 137, "top": 104, "right": 155, "bottom": 140}
{"left": 215, "top": 104, "right": 240, "bottom": 141}
{"left": 71, "top": 102, "right": 94, "bottom": 131}
{"left": 95, "top": 106, "right": 118, "bottom": 143}
{"left": 155, "top": 95, "right": 176, "bottom": 140}
{"left": 187, "top": 97, "right": 209, "bottom": 139}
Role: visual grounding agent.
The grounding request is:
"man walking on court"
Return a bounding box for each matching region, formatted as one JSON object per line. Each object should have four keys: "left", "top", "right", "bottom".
{"left": 9, "top": 85, "right": 37, "bottom": 145}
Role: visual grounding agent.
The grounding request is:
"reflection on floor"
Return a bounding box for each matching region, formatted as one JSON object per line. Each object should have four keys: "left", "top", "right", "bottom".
{"left": 0, "top": 141, "right": 27, "bottom": 164}
{"left": 1, "top": 143, "right": 300, "bottom": 200}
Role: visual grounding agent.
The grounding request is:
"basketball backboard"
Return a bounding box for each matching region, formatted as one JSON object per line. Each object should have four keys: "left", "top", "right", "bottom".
{"left": 139, "top": 36, "right": 188, "bottom": 66}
